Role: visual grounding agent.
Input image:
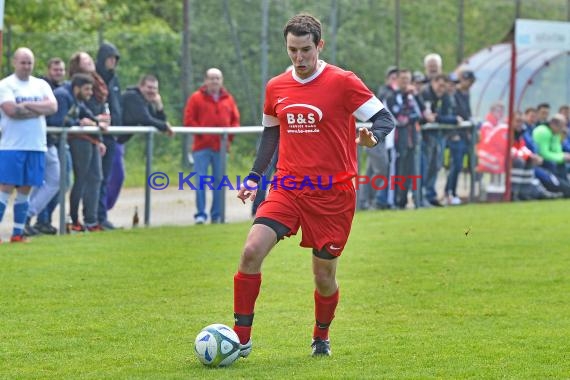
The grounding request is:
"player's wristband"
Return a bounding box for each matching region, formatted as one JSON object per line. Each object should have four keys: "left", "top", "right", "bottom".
{"left": 246, "top": 171, "right": 262, "bottom": 183}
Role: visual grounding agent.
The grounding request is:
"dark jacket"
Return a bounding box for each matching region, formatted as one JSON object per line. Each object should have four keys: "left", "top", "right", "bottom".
{"left": 46, "top": 83, "right": 100, "bottom": 145}
{"left": 386, "top": 90, "right": 421, "bottom": 150}
{"left": 96, "top": 42, "right": 122, "bottom": 126}
{"left": 41, "top": 76, "right": 65, "bottom": 146}
{"left": 420, "top": 85, "right": 457, "bottom": 125}
{"left": 119, "top": 86, "right": 168, "bottom": 144}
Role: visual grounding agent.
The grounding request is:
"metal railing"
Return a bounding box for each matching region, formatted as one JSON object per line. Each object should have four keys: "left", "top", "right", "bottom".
{"left": 40, "top": 121, "right": 475, "bottom": 234}
{"left": 47, "top": 125, "right": 264, "bottom": 234}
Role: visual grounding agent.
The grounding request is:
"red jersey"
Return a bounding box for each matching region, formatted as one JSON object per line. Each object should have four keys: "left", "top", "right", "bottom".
{"left": 262, "top": 62, "right": 383, "bottom": 185}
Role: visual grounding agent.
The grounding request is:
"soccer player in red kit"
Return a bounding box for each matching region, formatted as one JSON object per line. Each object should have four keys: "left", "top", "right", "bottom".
{"left": 234, "top": 14, "right": 395, "bottom": 357}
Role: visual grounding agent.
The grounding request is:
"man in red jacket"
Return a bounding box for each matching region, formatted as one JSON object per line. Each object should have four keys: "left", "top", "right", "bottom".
{"left": 183, "top": 68, "right": 240, "bottom": 224}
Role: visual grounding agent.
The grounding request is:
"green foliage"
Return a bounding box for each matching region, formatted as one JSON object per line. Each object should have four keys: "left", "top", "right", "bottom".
{"left": 5, "top": 0, "right": 569, "bottom": 123}
{"left": 1, "top": 201, "right": 570, "bottom": 378}
{"left": 3, "top": 0, "right": 568, "bottom": 180}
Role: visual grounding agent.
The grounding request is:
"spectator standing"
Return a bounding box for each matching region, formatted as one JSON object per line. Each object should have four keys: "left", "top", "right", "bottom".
{"left": 445, "top": 70, "right": 475, "bottom": 205}
{"left": 420, "top": 74, "right": 460, "bottom": 207}
{"left": 25, "top": 57, "right": 68, "bottom": 235}
{"left": 68, "top": 51, "right": 110, "bottom": 231}
{"left": 358, "top": 66, "right": 398, "bottom": 210}
{"left": 58, "top": 68, "right": 109, "bottom": 231}
{"left": 107, "top": 74, "right": 174, "bottom": 210}
{"left": 423, "top": 53, "right": 443, "bottom": 81}
{"left": 183, "top": 68, "right": 240, "bottom": 224}
{"left": 96, "top": 42, "right": 122, "bottom": 230}
{"left": 376, "top": 66, "right": 399, "bottom": 102}
{"left": 386, "top": 69, "right": 422, "bottom": 209}
{"left": 0, "top": 47, "right": 58, "bottom": 242}
{"left": 41, "top": 58, "right": 66, "bottom": 89}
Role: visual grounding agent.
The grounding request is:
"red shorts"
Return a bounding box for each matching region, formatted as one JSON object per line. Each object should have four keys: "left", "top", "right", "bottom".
{"left": 254, "top": 183, "right": 356, "bottom": 256}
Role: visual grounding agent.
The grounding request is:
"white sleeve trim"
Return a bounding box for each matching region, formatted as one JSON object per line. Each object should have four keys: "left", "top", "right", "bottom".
{"left": 353, "top": 96, "right": 384, "bottom": 122}
{"left": 262, "top": 114, "right": 280, "bottom": 127}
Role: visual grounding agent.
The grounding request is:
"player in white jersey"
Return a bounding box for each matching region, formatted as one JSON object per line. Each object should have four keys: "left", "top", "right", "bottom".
{"left": 0, "top": 47, "right": 58, "bottom": 243}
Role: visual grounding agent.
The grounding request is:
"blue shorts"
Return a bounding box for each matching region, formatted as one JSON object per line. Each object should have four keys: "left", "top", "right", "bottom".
{"left": 0, "top": 150, "right": 46, "bottom": 187}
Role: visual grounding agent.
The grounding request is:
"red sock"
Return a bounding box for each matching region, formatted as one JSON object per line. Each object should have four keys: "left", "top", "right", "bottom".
{"left": 233, "top": 271, "right": 262, "bottom": 344}
{"left": 313, "top": 288, "right": 339, "bottom": 340}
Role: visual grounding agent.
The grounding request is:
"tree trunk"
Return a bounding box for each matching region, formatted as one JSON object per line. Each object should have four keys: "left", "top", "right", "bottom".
{"left": 260, "top": 0, "right": 270, "bottom": 113}
{"left": 181, "top": 0, "right": 194, "bottom": 167}
{"left": 329, "top": 0, "right": 339, "bottom": 65}
{"left": 223, "top": 0, "right": 257, "bottom": 123}
{"left": 457, "top": 0, "right": 464, "bottom": 65}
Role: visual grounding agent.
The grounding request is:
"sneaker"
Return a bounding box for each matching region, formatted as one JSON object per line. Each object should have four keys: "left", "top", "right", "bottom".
{"left": 311, "top": 338, "right": 331, "bottom": 356}
{"left": 99, "top": 220, "right": 116, "bottom": 230}
{"left": 10, "top": 235, "right": 29, "bottom": 243}
{"left": 239, "top": 339, "right": 252, "bottom": 358}
{"left": 449, "top": 196, "right": 462, "bottom": 206}
{"left": 34, "top": 222, "right": 58, "bottom": 235}
{"left": 24, "top": 222, "right": 40, "bottom": 237}
{"left": 429, "top": 199, "right": 444, "bottom": 207}
{"left": 86, "top": 224, "right": 103, "bottom": 232}
{"left": 195, "top": 216, "right": 206, "bottom": 225}
{"left": 70, "top": 223, "right": 85, "bottom": 233}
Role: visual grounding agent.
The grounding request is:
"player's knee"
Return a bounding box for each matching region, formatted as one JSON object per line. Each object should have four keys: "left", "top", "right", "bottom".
{"left": 313, "top": 267, "right": 335, "bottom": 288}
{"left": 241, "top": 241, "right": 266, "bottom": 268}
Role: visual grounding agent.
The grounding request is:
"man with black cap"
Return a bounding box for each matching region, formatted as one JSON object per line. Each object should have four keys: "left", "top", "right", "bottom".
{"left": 377, "top": 66, "right": 399, "bottom": 102}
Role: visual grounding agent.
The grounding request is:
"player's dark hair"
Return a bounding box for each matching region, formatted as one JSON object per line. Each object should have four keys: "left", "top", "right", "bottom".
{"left": 70, "top": 73, "right": 93, "bottom": 89}
{"left": 283, "top": 14, "right": 322, "bottom": 46}
{"left": 524, "top": 107, "right": 536, "bottom": 114}
{"left": 47, "top": 57, "right": 64, "bottom": 68}
{"left": 537, "top": 102, "right": 550, "bottom": 110}
{"left": 138, "top": 74, "right": 158, "bottom": 86}
{"left": 398, "top": 68, "right": 412, "bottom": 76}
{"left": 431, "top": 73, "right": 448, "bottom": 83}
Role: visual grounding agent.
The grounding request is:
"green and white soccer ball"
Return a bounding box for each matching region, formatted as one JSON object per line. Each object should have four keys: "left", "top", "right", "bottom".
{"left": 194, "top": 324, "right": 241, "bottom": 367}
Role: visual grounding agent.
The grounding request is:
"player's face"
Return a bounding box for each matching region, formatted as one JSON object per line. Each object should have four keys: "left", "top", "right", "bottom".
{"left": 512, "top": 115, "right": 524, "bottom": 131}
{"left": 79, "top": 53, "right": 96, "bottom": 73}
{"left": 525, "top": 110, "right": 537, "bottom": 125}
{"left": 78, "top": 84, "right": 93, "bottom": 101}
{"left": 537, "top": 107, "right": 550, "bottom": 121}
{"left": 48, "top": 62, "right": 66, "bottom": 83}
{"left": 105, "top": 56, "right": 118, "bottom": 70}
{"left": 424, "top": 60, "right": 441, "bottom": 78}
{"left": 205, "top": 71, "right": 223, "bottom": 94}
{"left": 397, "top": 72, "right": 411, "bottom": 91}
{"left": 432, "top": 78, "right": 446, "bottom": 97}
{"left": 13, "top": 52, "right": 34, "bottom": 80}
{"left": 286, "top": 33, "right": 323, "bottom": 79}
{"left": 140, "top": 80, "right": 159, "bottom": 101}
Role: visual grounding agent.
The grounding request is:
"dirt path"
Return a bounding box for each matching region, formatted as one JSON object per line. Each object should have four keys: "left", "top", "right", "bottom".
{"left": 0, "top": 187, "right": 253, "bottom": 238}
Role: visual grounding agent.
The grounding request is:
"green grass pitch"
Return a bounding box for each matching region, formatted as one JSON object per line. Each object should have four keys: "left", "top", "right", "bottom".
{"left": 1, "top": 200, "right": 569, "bottom": 379}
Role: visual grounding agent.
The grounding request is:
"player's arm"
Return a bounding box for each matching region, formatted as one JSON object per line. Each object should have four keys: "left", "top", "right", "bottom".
{"left": 22, "top": 96, "right": 58, "bottom": 116}
{"left": 247, "top": 126, "right": 280, "bottom": 182}
{"left": 0, "top": 101, "right": 40, "bottom": 119}
{"left": 237, "top": 125, "right": 279, "bottom": 204}
{"left": 357, "top": 108, "right": 396, "bottom": 148}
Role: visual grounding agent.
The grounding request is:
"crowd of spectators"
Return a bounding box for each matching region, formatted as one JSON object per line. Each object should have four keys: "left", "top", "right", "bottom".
{"left": 1, "top": 44, "right": 569, "bottom": 242}
{"left": 0, "top": 45, "right": 174, "bottom": 241}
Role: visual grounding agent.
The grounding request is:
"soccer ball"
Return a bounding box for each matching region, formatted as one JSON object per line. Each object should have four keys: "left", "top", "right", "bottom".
{"left": 194, "top": 324, "right": 241, "bottom": 367}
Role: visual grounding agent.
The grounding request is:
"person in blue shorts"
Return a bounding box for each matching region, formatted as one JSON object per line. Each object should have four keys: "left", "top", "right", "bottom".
{"left": 0, "top": 47, "right": 58, "bottom": 242}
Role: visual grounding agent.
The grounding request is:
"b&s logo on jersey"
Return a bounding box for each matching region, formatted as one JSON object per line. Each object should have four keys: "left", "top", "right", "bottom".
{"left": 282, "top": 103, "right": 323, "bottom": 134}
